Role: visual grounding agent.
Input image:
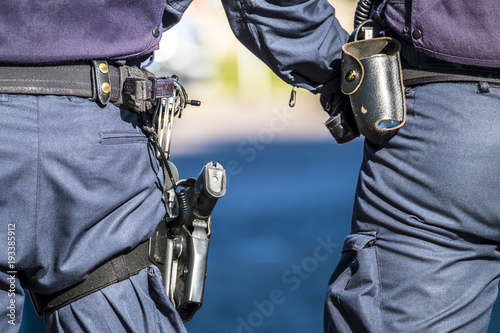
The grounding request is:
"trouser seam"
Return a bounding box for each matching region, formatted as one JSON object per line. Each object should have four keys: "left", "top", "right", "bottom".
{"left": 35, "top": 96, "right": 41, "bottom": 261}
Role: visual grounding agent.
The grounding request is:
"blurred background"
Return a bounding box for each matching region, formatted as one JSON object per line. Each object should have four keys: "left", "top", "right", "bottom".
{"left": 21, "top": 1, "right": 500, "bottom": 332}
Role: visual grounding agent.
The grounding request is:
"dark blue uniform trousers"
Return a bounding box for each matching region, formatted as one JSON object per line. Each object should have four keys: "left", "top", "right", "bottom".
{"left": 325, "top": 82, "right": 500, "bottom": 332}
{"left": 0, "top": 95, "right": 186, "bottom": 332}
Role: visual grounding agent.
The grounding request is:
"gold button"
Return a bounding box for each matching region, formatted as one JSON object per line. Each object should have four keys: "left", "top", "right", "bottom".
{"left": 99, "top": 62, "right": 109, "bottom": 74}
{"left": 101, "top": 82, "right": 111, "bottom": 94}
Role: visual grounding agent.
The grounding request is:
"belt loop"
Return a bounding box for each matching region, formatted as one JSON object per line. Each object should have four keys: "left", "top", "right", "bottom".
{"left": 92, "top": 60, "right": 111, "bottom": 106}
{"left": 149, "top": 76, "right": 158, "bottom": 102}
{"left": 110, "top": 256, "right": 131, "bottom": 282}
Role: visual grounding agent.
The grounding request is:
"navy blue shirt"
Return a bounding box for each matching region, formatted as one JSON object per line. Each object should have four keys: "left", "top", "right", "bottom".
{"left": 164, "top": 0, "right": 349, "bottom": 93}
{"left": 164, "top": 0, "right": 349, "bottom": 94}
{"left": 220, "top": 1, "right": 348, "bottom": 94}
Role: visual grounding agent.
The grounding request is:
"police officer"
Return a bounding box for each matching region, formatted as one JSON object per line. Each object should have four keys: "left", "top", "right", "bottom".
{"left": 0, "top": 1, "right": 344, "bottom": 332}
{"left": 2, "top": 1, "right": 498, "bottom": 333}
{"left": 223, "top": 0, "right": 500, "bottom": 332}
{"left": 0, "top": 1, "right": 192, "bottom": 332}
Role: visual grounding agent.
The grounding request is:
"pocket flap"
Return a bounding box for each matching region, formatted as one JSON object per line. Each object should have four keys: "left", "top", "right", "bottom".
{"left": 342, "top": 232, "right": 377, "bottom": 253}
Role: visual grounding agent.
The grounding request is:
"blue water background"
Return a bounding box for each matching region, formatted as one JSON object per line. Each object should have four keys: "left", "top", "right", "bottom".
{"left": 20, "top": 140, "right": 500, "bottom": 332}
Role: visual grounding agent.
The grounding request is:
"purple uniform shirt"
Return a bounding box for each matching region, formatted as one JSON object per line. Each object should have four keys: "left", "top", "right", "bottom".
{"left": 0, "top": 0, "right": 166, "bottom": 64}
{"left": 376, "top": 0, "right": 500, "bottom": 68}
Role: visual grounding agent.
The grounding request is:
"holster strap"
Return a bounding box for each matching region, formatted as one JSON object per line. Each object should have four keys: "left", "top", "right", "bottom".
{"left": 29, "top": 241, "right": 152, "bottom": 315}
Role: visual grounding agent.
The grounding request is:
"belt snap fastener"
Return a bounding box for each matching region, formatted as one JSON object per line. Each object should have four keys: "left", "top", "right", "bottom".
{"left": 99, "top": 62, "right": 109, "bottom": 74}
{"left": 92, "top": 60, "right": 111, "bottom": 105}
{"left": 101, "top": 82, "right": 111, "bottom": 94}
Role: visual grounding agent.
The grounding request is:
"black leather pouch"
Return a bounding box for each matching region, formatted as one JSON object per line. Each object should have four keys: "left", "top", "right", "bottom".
{"left": 341, "top": 37, "right": 406, "bottom": 144}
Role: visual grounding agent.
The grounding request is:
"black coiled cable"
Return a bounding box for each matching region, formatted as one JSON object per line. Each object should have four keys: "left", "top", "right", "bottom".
{"left": 176, "top": 189, "right": 191, "bottom": 224}
{"left": 353, "top": 0, "right": 374, "bottom": 28}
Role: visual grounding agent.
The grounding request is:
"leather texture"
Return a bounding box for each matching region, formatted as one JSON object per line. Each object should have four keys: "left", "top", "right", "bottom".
{"left": 341, "top": 37, "right": 406, "bottom": 144}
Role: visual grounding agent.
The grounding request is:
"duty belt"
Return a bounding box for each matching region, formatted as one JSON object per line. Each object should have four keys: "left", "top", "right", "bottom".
{"left": 402, "top": 62, "right": 500, "bottom": 88}
{"left": 0, "top": 60, "right": 178, "bottom": 113}
{"left": 2, "top": 60, "right": 500, "bottom": 107}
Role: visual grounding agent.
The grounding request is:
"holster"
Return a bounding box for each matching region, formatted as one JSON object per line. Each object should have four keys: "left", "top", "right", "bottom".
{"left": 341, "top": 37, "right": 406, "bottom": 144}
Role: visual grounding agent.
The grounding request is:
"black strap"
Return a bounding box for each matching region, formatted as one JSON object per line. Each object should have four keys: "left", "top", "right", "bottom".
{"left": 0, "top": 63, "right": 107, "bottom": 99}
{"left": 29, "top": 241, "right": 152, "bottom": 315}
{"left": 402, "top": 63, "right": 500, "bottom": 87}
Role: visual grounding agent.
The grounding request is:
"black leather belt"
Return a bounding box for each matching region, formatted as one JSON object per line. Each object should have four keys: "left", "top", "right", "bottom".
{"left": 402, "top": 62, "right": 500, "bottom": 88}
{"left": 0, "top": 60, "right": 178, "bottom": 113}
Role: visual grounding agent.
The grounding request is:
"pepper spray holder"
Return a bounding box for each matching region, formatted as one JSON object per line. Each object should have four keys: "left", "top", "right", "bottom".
{"left": 341, "top": 37, "right": 406, "bottom": 144}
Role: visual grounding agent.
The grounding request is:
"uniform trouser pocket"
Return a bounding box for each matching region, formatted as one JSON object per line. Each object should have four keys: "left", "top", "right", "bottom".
{"left": 325, "top": 231, "right": 381, "bottom": 333}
